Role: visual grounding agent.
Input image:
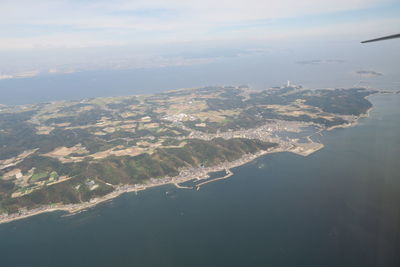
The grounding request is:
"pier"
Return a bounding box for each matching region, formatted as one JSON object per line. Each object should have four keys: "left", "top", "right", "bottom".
{"left": 195, "top": 169, "right": 233, "bottom": 190}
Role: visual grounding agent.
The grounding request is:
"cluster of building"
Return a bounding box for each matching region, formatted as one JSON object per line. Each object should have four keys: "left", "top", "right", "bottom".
{"left": 187, "top": 119, "right": 312, "bottom": 143}
{"left": 162, "top": 113, "right": 196, "bottom": 122}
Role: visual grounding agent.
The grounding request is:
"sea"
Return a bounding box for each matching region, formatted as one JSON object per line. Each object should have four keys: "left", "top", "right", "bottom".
{"left": 0, "top": 93, "right": 399, "bottom": 267}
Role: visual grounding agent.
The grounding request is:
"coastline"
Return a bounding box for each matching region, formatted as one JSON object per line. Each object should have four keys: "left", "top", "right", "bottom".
{"left": 325, "top": 106, "right": 372, "bottom": 131}
{"left": 0, "top": 143, "right": 322, "bottom": 225}
{"left": 324, "top": 89, "right": 384, "bottom": 132}
{"left": 0, "top": 91, "right": 380, "bottom": 225}
{"left": 326, "top": 96, "right": 376, "bottom": 132}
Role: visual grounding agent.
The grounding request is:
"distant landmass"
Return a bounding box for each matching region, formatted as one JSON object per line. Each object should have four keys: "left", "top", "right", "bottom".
{"left": 0, "top": 84, "right": 377, "bottom": 223}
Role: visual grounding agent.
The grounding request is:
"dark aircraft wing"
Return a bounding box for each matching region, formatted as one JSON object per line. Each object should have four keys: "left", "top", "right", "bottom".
{"left": 361, "top": 33, "right": 400, "bottom": 43}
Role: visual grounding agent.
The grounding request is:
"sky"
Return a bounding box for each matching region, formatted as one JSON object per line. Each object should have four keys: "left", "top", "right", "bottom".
{"left": 0, "top": 0, "right": 399, "bottom": 103}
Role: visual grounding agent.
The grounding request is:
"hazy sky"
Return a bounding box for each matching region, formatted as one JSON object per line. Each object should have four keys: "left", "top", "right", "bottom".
{"left": 0, "top": 0, "right": 399, "bottom": 76}
{"left": 0, "top": 0, "right": 399, "bottom": 105}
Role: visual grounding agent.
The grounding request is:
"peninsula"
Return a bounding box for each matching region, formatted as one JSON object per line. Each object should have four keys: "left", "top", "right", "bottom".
{"left": 0, "top": 84, "right": 377, "bottom": 223}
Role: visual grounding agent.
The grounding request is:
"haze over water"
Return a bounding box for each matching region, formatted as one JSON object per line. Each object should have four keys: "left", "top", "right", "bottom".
{"left": 0, "top": 93, "right": 399, "bottom": 266}
{"left": 1, "top": 41, "right": 399, "bottom": 106}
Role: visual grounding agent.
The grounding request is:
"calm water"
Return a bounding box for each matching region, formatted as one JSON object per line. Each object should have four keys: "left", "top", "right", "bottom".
{"left": 0, "top": 93, "right": 399, "bottom": 267}
{"left": 2, "top": 48, "right": 399, "bottom": 106}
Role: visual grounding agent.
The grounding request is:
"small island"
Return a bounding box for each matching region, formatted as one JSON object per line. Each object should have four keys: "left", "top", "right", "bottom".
{"left": 0, "top": 84, "right": 377, "bottom": 223}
